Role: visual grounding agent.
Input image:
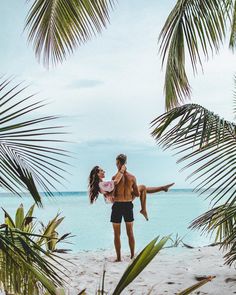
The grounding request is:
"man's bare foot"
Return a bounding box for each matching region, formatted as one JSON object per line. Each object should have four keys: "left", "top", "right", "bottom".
{"left": 114, "top": 258, "right": 121, "bottom": 262}
{"left": 140, "top": 209, "right": 149, "bottom": 221}
{"left": 162, "top": 183, "right": 175, "bottom": 192}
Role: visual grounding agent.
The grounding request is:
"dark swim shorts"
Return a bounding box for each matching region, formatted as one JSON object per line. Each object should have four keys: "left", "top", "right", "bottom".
{"left": 110, "top": 202, "right": 134, "bottom": 223}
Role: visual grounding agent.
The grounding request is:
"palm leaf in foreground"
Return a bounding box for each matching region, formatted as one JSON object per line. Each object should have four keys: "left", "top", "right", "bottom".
{"left": 151, "top": 103, "right": 236, "bottom": 206}
{"left": 0, "top": 226, "right": 62, "bottom": 295}
{"left": 159, "top": 0, "right": 231, "bottom": 110}
{"left": 0, "top": 77, "right": 69, "bottom": 205}
{"left": 0, "top": 203, "right": 71, "bottom": 295}
{"left": 112, "top": 236, "right": 169, "bottom": 295}
{"left": 25, "top": 0, "right": 115, "bottom": 67}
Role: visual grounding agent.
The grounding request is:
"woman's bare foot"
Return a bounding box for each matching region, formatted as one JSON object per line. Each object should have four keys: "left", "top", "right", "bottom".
{"left": 140, "top": 209, "right": 149, "bottom": 221}
{"left": 114, "top": 258, "right": 121, "bottom": 262}
{"left": 162, "top": 183, "right": 175, "bottom": 192}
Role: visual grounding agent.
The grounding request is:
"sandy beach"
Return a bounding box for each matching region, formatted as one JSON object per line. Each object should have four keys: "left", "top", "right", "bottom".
{"left": 58, "top": 246, "right": 236, "bottom": 295}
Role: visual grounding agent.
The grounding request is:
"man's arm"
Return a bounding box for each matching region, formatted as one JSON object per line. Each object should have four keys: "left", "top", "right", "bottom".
{"left": 132, "top": 176, "right": 140, "bottom": 197}
{"left": 112, "top": 165, "right": 126, "bottom": 185}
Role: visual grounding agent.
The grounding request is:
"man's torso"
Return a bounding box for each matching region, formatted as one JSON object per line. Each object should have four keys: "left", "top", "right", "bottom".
{"left": 113, "top": 171, "right": 134, "bottom": 202}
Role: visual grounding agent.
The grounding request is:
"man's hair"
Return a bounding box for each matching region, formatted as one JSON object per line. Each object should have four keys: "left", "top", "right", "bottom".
{"left": 116, "top": 154, "right": 127, "bottom": 165}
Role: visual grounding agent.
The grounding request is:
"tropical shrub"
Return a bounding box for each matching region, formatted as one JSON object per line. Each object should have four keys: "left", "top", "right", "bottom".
{"left": 0, "top": 203, "right": 71, "bottom": 295}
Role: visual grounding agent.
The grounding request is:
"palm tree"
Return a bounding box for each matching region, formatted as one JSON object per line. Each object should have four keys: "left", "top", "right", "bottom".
{"left": 150, "top": 0, "right": 236, "bottom": 265}
{"left": 151, "top": 84, "right": 236, "bottom": 264}
{"left": 0, "top": 76, "right": 70, "bottom": 294}
{"left": 0, "top": 76, "right": 69, "bottom": 205}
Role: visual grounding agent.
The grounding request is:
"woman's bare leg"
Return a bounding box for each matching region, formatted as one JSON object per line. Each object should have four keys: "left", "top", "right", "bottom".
{"left": 146, "top": 183, "right": 174, "bottom": 194}
{"left": 137, "top": 183, "right": 175, "bottom": 221}
{"left": 138, "top": 185, "right": 148, "bottom": 221}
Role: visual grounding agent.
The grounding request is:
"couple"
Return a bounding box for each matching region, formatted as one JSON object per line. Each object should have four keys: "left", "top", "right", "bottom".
{"left": 88, "top": 154, "right": 174, "bottom": 262}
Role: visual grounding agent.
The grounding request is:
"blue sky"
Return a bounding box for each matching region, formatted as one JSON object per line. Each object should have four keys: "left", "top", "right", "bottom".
{"left": 1, "top": 1, "right": 236, "bottom": 191}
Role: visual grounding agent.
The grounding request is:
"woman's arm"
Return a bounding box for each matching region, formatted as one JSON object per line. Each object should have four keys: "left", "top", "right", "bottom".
{"left": 113, "top": 165, "right": 126, "bottom": 185}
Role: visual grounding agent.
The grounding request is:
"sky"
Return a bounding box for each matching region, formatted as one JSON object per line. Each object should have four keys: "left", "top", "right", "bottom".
{"left": 0, "top": 1, "right": 236, "bottom": 191}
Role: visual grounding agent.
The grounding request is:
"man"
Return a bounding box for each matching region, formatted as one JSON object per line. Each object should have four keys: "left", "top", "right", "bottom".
{"left": 111, "top": 154, "right": 139, "bottom": 261}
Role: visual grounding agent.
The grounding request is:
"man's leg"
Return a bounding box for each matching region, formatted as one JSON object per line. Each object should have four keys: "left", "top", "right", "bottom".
{"left": 112, "top": 223, "right": 121, "bottom": 261}
{"left": 125, "top": 222, "right": 135, "bottom": 259}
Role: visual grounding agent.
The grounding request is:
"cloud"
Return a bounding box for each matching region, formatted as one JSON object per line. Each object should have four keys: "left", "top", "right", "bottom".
{"left": 68, "top": 79, "right": 103, "bottom": 89}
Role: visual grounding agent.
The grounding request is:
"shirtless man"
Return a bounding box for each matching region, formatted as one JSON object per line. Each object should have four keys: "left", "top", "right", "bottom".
{"left": 111, "top": 154, "right": 139, "bottom": 261}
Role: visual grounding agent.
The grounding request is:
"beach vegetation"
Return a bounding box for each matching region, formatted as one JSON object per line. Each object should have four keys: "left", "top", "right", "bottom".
{"left": 0, "top": 203, "right": 70, "bottom": 295}
{"left": 0, "top": 76, "right": 70, "bottom": 294}
{"left": 151, "top": 0, "right": 236, "bottom": 264}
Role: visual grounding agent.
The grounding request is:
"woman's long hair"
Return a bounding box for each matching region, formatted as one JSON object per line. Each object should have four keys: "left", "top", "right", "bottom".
{"left": 88, "top": 166, "right": 100, "bottom": 204}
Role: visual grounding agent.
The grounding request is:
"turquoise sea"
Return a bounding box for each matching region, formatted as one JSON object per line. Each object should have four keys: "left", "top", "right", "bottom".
{"left": 0, "top": 190, "right": 214, "bottom": 252}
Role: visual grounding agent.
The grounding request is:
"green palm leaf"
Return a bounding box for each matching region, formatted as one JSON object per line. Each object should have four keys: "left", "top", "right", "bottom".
{"left": 191, "top": 204, "right": 236, "bottom": 241}
{"left": 112, "top": 236, "right": 169, "bottom": 295}
{"left": 229, "top": 0, "right": 236, "bottom": 50}
{"left": 191, "top": 204, "right": 236, "bottom": 265}
{"left": 0, "top": 77, "right": 69, "bottom": 205}
{"left": 151, "top": 103, "right": 236, "bottom": 205}
{"left": 0, "top": 204, "right": 71, "bottom": 294}
{"left": 25, "top": 0, "right": 115, "bottom": 67}
{"left": 159, "top": 0, "right": 231, "bottom": 110}
{"left": 233, "top": 75, "right": 236, "bottom": 116}
{"left": 0, "top": 227, "right": 63, "bottom": 294}
{"left": 151, "top": 103, "right": 236, "bottom": 265}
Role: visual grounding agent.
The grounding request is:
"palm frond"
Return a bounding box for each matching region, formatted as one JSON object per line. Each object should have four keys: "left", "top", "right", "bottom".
{"left": 0, "top": 203, "right": 71, "bottom": 294}
{"left": 233, "top": 74, "right": 236, "bottom": 116}
{"left": 25, "top": 0, "right": 115, "bottom": 67}
{"left": 190, "top": 204, "right": 236, "bottom": 265}
{"left": 0, "top": 77, "right": 69, "bottom": 205}
{"left": 151, "top": 103, "right": 236, "bottom": 206}
{"left": 229, "top": 0, "right": 236, "bottom": 50}
{"left": 159, "top": 0, "right": 229, "bottom": 110}
{"left": 0, "top": 227, "right": 63, "bottom": 295}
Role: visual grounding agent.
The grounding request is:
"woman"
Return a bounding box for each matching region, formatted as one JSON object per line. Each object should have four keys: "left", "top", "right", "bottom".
{"left": 88, "top": 165, "right": 174, "bottom": 220}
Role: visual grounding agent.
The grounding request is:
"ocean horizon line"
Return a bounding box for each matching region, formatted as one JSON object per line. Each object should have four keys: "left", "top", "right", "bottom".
{"left": 0, "top": 188, "right": 195, "bottom": 197}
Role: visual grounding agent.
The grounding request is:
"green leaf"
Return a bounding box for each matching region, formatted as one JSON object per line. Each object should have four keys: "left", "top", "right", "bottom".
{"left": 15, "top": 203, "right": 24, "bottom": 228}
{"left": 0, "top": 77, "right": 69, "bottom": 205}
{"left": 159, "top": 0, "right": 229, "bottom": 109}
{"left": 112, "top": 236, "right": 169, "bottom": 295}
{"left": 25, "top": 0, "right": 115, "bottom": 67}
{"left": 229, "top": 0, "right": 236, "bottom": 50}
{"left": 151, "top": 103, "right": 236, "bottom": 206}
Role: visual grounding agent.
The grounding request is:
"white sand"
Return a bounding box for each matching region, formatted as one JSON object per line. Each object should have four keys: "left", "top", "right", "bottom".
{"left": 57, "top": 246, "right": 236, "bottom": 295}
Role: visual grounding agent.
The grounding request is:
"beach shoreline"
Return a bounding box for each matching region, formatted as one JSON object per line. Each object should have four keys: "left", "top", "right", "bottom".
{"left": 57, "top": 245, "right": 236, "bottom": 295}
